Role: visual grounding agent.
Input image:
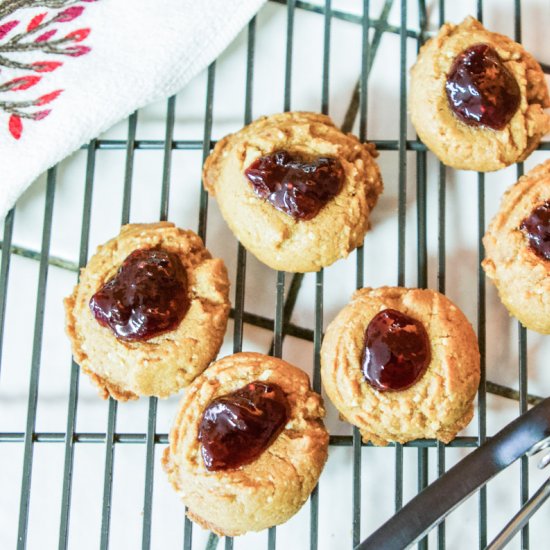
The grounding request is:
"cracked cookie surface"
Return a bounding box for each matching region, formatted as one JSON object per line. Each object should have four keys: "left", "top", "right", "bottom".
{"left": 203, "top": 111, "right": 383, "bottom": 272}
{"left": 482, "top": 160, "right": 550, "bottom": 333}
{"left": 64, "top": 222, "right": 230, "bottom": 400}
{"left": 162, "top": 352, "right": 329, "bottom": 536}
{"left": 410, "top": 16, "right": 550, "bottom": 172}
{"left": 321, "top": 287, "right": 480, "bottom": 445}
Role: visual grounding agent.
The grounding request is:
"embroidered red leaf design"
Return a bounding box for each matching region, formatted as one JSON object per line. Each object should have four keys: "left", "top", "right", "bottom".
{"left": 36, "top": 90, "right": 63, "bottom": 105}
{"left": 9, "top": 115, "right": 23, "bottom": 140}
{"left": 1, "top": 1, "right": 97, "bottom": 140}
{"left": 64, "top": 45, "right": 91, "bottom": 57}
{"left": 31, "top": 109, "right": 51, "bottom": 121}
{"left": 27, "top": 13, "right": 47, "bottom": 32}
{"left": 35, "top": 29, "right": 57, "bottom": 42}
{"left": 54, "top": 6, "right": 85, "bottom": 23}
{"left": 65, "top": 28, "right": 90, "bottom": 42}
{"left": 0, "top": 75, "right": 41, "bottom": 92}
{"left": 32, "top": 61, "right": 63, "bottom": 73}
{"left": 0, "top": 20, "right": 19, "bottom": 40}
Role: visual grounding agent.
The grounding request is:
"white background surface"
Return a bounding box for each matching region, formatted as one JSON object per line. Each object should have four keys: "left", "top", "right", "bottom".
{"left": 1, "top": 1, "right": 549, "bottom": 549}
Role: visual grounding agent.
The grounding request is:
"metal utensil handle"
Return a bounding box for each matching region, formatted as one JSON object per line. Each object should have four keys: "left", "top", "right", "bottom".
{"left": 487, "top": 475, "right": 550, "bottom": 550}
{"left": 355, "top": 398, "right": 550, "bottom": 550}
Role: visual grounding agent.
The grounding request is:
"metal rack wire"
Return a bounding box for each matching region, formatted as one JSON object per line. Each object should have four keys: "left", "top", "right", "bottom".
{"left": 0, "top": 0, "right": 548, "bottom": 549}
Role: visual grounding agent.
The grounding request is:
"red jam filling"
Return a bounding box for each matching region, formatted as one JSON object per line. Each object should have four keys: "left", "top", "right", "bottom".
{"left": 198, "top": 381, "right": 290, "bottom": 471}
{"left": 520, "top": 200, "right": 550, "bottom": 261}
{"left": 361, "top": 309, "right": 431, "bottom": 392}
{"left": 244, "top": 150, "right": 344, "bottom": 220}
{"left": 89, "top": 248, "right": 189, "bottom": 341}
{"left": 445, "top": 43, "right": 520, "bottom": 130}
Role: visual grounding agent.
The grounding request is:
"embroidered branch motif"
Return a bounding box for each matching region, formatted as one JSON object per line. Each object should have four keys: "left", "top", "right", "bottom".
{"left": 0, "top": 0, "right": 96, "bottom": 140}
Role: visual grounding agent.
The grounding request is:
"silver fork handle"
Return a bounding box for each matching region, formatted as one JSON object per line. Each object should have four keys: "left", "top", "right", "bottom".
{"left": 487, "top": 475, "right": 550, "bottom": 550}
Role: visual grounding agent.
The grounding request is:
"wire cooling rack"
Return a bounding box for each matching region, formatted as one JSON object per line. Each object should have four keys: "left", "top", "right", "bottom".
{"left": 0, "top": 0, "right": 549, "bottom": 549}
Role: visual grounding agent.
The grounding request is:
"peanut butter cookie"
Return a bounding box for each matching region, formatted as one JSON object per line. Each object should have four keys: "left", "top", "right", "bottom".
{"left": 410, "top": 16, "right": 550, "bottom": 172}
{"left": 162, "top": 352, "right": 329, "bottom": 536}
{"left": 203, "top": 111, "right": 383, "bottom": 272}
{"left": 483, "top": 160, "right": 550, "bottom": 333}
{"left": 64, "top": 222, "right": 230, "bottom": 400}
{"left": 321, "top": 287, "right": 480, "bottom": 445}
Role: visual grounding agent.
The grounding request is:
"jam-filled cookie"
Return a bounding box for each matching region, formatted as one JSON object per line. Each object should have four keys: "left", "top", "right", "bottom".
{"left": 64, "top": 222, "right": 230, "bottom": 400}
{"left": 483, "top": 160, "right": 550, "bottom": 333}
{"left": 410, "top": 16, "right": 550, "bottom": 172}
{"left": 162, "top": 352, "right": 329, "bottom": 536}
{"left": 321, "top": 287, "right": 480, "bottom": 445}
{"left": 203, "top": 111, "right": 383, "bottom": 272}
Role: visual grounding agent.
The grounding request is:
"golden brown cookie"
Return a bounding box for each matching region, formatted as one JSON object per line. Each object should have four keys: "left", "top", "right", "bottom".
{"left": 203, "top": 111, "right": 383, "bottom": 272}
{"left": 482, "top": 160, "right": 550, "bottom": 333}
{"left": 162, "top": 352, "right": 329, "bottom": 536}
{"left": 64, "top": 222, "right": 230, "bottom": 401}
{"left": 410, "top": 16, "right": 550, "bottom": 172}
{"left": 321, "top": 287, "right": 480, "bottom": 445}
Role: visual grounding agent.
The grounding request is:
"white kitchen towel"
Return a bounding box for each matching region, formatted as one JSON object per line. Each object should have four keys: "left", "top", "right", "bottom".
{"left": 0, "top": 0, "right": 266, "bottom": 219}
